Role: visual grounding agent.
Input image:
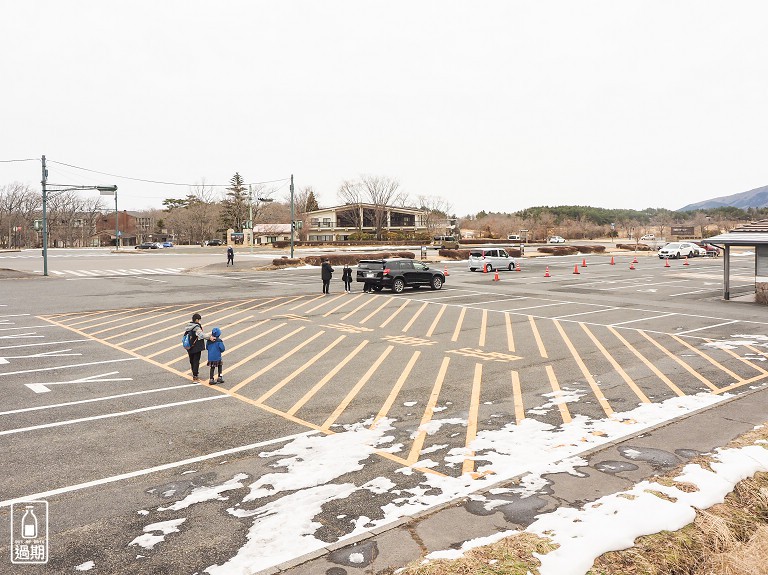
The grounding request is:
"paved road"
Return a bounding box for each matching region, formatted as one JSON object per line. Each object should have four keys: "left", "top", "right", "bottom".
{"left": 0, "top": 249, "right": 764, "bottom": 574}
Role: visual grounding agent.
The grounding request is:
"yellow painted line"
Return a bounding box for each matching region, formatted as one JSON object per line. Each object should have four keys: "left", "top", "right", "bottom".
{"left": 162, "top": 321, "right": 283, "bottom": 367}
{"left": 462, "top": 363, "right": 483, "bottom": 475}
{"left": 144, "top": 316, "right": 259, "bottom": 359}
{"left": 450, "top": 307, "right": 467, "bottom": 342}
{"left": 703, "top": 339, "right": 768, "bottom": 377}
{"left": 553, "top": 320, "right": 613, "bottom": 417}
{"left": 608, "top": 327, "right": 686, "bottom": 397}
{"left": 511, "top": 370, "right": 525, "bottom": 424}
{"left": 43, "top": 309, "right": 119, "bottom": 320}
{"left": 66, "top": 307, "right": 148, "bottom": 327}
{"left": 545, "top": 365, "right": 571, "bottom": 424}
{"left": 305, "top": 294, "right": 346, "bottom": 314}
{"left": 321, "top": 346, "right": 394, "bottom": 430}
{"left": 227, "top": 391, "right": 327, "bottom": 432}
{"left": 581, "top": 324, "right": 651, "bottom": 402}
{"left": 528, "top": 316, "right": 548, "bottom": 358}
{"left": 505, "top": 312, "right": 515, "bottom": 352}
{"left": 229, "top": 330, "right": 326, "bottom": 394}
{"left": 359, "top": 299, "right": 392, "bottom": 325}
{"left": 216, "top": 325, "right": 304, "bottom": 378}
{"left": 380, "top": 300, "right": 410, "bottom": 328}
{"left": 289, "top": 294, "right": 325, "bottom": 311}
{"left": 638, "top": 331, "right": 719, "bottom": 392}
{"left": 287, "top": 340, "right": 369, "bottom": 416}
{"left": 375, "top": 451, "right": 447, "bottom": 477}
{"left": 425, "top": 304, "right": 447, "bottom": 338}
{"left": 671, "top": 335, "right": 745, "bottom": 382}
{"left": 259, "top": 296, "right": 305, "bottom": 313}
{"left": 102, "top": 301, "right": 224, "bottom": 340}
{"left": 127, "top": 297, "right": 284, "bottom": 348}
{"left": 256, "top": 335, "right": 346, "bottom": 403}
{"left": 715, "top": 372, "right": 768, "bottom": 394}
{"left": 407, "top": 356, "right": 450, "bottom": 464}
{"left": 402, "top": 302, "right": 429, "bottom": 333}
{"left": 340, "top": 296, "right": 378, "bottom": 321}
{"left": 371, "top": 350, "right": 421, "bottom": 429}
{"left": 479, "top": 309, "right": 488, "bottom": 347}
{"left": 323, "top": 293, "right": 364, "bottom": 317}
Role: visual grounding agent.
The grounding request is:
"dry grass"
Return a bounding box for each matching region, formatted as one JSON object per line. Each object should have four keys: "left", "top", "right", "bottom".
{"left": 392, "top": 425, "right": 768, "bottom": 575}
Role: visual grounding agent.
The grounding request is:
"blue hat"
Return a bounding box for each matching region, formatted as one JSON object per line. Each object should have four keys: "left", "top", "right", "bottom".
{"left": 212, "top": 327, "right": 221, "bottom": 337}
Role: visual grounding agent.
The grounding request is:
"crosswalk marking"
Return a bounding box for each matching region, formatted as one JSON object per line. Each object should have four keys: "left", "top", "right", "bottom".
{"left": 40, "top": 268, "right": 184, "bottom": 277}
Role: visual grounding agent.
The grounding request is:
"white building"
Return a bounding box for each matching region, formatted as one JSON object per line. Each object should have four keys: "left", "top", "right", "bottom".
{"left": 305, "top": 203, "right": 429, "bottom": 242}
{"left": 252, "top": 224, "right": 292, "bottom": 245}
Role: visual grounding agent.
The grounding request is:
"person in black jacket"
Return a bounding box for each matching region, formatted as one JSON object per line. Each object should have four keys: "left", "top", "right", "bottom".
{"left": 321, "top": 259, "right": 334, "bottom": 294}
{"left": 341, "top": 264, "right": 353, "bottom": 293}
{"left": 226, "top": 246, "right": 234, "bottom": 266}
{"left": 184, "top": 313, "right": 213, "bottom": 382}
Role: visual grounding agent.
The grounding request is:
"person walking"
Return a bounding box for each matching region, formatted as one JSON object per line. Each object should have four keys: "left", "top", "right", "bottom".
{"left": 206, "top": 327, "right": 226, "bottom": 385}
{"left": 226, "top": 246, "right": 234, "bottom": 266}
{"left": 321, "top": 258, "right": 334, "bottom": 294}
{"left": 184, "top": 313, "right": 213, "bottom": 382}
{"left": 341, "top": 264, "right": 353, "bottom": 293}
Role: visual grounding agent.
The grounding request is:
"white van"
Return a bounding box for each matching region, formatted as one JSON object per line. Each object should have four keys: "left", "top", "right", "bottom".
{"left": 468, "top": 248, "right": 516, "bottom": 272}
{"left": 507, "top": 234, "right": 521, "bottom": 242}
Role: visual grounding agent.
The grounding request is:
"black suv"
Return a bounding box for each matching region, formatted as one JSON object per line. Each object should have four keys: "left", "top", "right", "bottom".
{"left": 356, "top": 258, "right": 445, "bottom": 293}
{"left": 205, "top": 239, "right": 224, "bottom": 246}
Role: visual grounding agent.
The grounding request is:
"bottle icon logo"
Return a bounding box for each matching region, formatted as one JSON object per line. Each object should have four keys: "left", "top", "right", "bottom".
{"left": 10, "top": 501, "right": 48, "bottom": 564}
{"left": 21, "top": 506, "right": 38, "bottom": 539}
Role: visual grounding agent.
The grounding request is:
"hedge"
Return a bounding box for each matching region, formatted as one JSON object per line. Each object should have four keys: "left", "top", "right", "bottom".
{"left": 272, "top": 251, "right": 416, "bottom": 267}
{"left": 616, "top": 243, "right": 653, "bottom": 251}
{"left": 571, "top": 245, "right": 606, "bottom": 254}
{"left": 537, "top": 246, "right": 580, "bottom": 256}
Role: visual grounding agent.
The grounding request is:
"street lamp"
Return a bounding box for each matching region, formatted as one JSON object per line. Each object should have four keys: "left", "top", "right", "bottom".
{"left": 98, "top": 186, "right": 119, "bottom": 251}
{"left": 40, "top": 155, "right": 117, "bottom": 276}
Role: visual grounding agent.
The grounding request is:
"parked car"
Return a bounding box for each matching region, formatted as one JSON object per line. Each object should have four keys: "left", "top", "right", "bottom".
{"left": 548, "top": 236, "right": 565, "bottom": 243}
{"left": 431, "top": 235, "right": 458, "bottom": 249}
{"left": 640, "top": 234, "right": 655, "bottom": 241}
{"left": 205, "top": 239, "right": 224, "bottom": 246}
{"left": 692, "top": 241, "right": 721, "bottom": 256}
{"left": 162, "top": 241, "right": 174, "bottom": 248}
{"left": 468, "top": 248, "right": 516, "bottom": 272}
{"left": 135, "top": 242, "right": 160, "bottom": 249}
{"left": 356, "top": 258, "right": 445, "bottom": 293}
{"left": 658, "top": 242, "right": 700, "bottom": 259}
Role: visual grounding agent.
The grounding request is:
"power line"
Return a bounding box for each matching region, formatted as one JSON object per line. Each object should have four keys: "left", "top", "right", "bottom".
{"left": 47, "top": 159, "right": 289, "bottom": 188}
{"left": 0, "top": 158, "right": 39, "bottom": 163}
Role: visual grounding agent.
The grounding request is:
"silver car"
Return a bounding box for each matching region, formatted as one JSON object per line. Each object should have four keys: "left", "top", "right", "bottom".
{"left": 658, "top": 242, "right": 701, "bottom": 259}
{"left": 468, "top": 248, "right": 517, "bottom": 272}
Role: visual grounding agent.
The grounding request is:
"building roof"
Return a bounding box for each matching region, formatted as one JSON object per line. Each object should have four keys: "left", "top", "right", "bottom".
{"left": 707, "top": 219, "right": 768, "bottom": 245}
{"left": 253, "top": 224, "right": 291, "bottom": 234}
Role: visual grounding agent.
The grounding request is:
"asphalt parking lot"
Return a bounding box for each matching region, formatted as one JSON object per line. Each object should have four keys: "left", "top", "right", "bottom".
{"left": 0, "top": 249, "right": 765, "bottom": 574}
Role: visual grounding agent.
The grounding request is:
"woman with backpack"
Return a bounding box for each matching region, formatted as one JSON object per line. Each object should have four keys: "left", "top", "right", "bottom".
{"left": 184, "top": 313, "right": 213, "bottom": 382}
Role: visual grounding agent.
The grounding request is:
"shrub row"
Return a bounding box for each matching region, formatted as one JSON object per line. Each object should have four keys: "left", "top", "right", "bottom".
{"left": 537, "top": 246, "right": 579, "bottom": 256}
{"left": 616, "top": 243, "right": 653, "bottom": 251}
{"left": 273, "top": 251, "right": 415, "bottom": 267}
{"left": 459, "top": 238, "right": 514, "bottom": 245}
{"left": 571, "top": 245, "right": 606, "bottom": 253}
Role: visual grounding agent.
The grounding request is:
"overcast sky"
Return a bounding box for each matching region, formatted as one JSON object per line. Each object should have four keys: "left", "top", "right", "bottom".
{"left": 2, "top": 1, "right": 767, "bottom": 216}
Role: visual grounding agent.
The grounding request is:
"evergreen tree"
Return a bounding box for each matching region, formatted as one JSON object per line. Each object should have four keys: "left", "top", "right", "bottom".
{"left": 221, "top": 172, "right": 249, "bottom": 230}
{"left": 305, "top": 190, "right": 319, "bottom": 212}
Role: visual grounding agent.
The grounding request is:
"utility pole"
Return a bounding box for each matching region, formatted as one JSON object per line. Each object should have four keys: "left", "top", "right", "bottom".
{"left": 248, "top": 185, "right": 253, "bottom": 254}
{"left": 41, "top": 155, "right": 48, "bottom": 276}
{"left": 290, "top": 174, "right": 294, "bottom": 259}
{"left": 114, "top": 189, "right": 119, "bottom": 250}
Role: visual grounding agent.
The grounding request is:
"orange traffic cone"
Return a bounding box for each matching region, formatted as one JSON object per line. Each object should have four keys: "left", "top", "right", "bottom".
{"left": 544, "top": 266, "right": 550, "bottom": 278}
{"left": 610, "top": 256, "right": 615, "bottom": 265}
{"left": 581, "top": 258, "right": 587, "bottom": 268}
{"left": 573, "top": 264, "right": 580, "bottom": 275}
{"left": 483, "top": 264, "right": 488, "bottom": 274}
{"left": 516, "top": 263, "right": 521, "bottom": 272}
{"left": 629, "top": 261, "right": 635, "bottom": 270}
{"left": 632, "top": 256, "right": 638, "bottom": 264}
{"left": 493, "top": 270, "right": 500, "bottom": 281}
{"left": 443, "top": 266, "right": 450, "bottom": 276}
{"left": 664, "top": 258, "right": 670, "bottom": 268}
{"left": 683, "top": 257, "right": 689, "bottom": 266}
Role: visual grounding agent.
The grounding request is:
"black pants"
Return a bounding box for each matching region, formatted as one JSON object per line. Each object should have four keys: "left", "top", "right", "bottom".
{"left": 344, "top": 279, "right": 351, "bottom": 291}
{"left": 322, "top": 279, "right": 330, "bottom": 293}
{"left": 188, "top": 351, "right": 202, "bottom": 377}
{"left": 227, "top": 255, "right": 234, "bottom": 266}
{"left": 209, "top": 364, "right": 223, "bottom": 379}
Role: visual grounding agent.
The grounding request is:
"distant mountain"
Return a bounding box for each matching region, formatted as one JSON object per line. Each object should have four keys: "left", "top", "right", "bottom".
{"left": 679, "top": 185, "right": 768, "bottom": 211}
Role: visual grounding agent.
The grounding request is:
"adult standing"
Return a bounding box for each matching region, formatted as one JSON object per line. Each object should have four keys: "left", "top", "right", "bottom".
{"left": 341, "top": 264, "right": 353, "bottom": 293}
{"left": 184, "top": 313, "right": 212, "bottom": 382}
{"left": 226, "top": 246, "right": 234, "bottom": 266}
{"left": 321, "top": 259, "right": 334, "bottom": 294}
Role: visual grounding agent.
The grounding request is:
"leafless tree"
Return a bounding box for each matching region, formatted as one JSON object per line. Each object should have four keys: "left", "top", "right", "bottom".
{"left": 360, "top": 175, "right": 402, "bottom": 239}
{"left": 0, "top": 183, "right": 40, "bottom": 247}
{"left": 417, "top": 194, "right": 453, "bottom": 236}
{"left": 337, "top": 180, "right": 365, "bottom": 232}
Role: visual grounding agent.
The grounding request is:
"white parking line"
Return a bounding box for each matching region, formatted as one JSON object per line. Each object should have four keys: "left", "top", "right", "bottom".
{"left": 674, "top": 320, "right": 740, "bottom": 336}
{"left": 0, "top": 430, "right": 318, "bottom": 508}
{"left": 610, "top": 312, "right": 676, "bottom": 327}
{"left": 0, "top": 395, "right": 228, "bottom": 437}
{"left": 553, "top": 306, "right": 622, "bottom": 319}
{"left": 0, "top": 357, "right": 138, "bottom": 376}
{"left": 0, "top": 339, "right": 89, "bottom": 350}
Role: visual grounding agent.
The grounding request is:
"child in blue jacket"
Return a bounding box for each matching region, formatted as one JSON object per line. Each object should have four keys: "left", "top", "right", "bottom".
{"left": 206, "top": 327, "right": 226, "bottom": 385}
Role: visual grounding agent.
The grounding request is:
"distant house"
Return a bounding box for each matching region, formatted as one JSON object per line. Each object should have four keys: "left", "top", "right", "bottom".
{"left": 305, "top": 203, "right": 428, "bottom": 241}
{"left": 252, "top": 224, "right": 292, "bottom": 245}
{"left": 97, "top": 210, "right": 137, "bottom": 247}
